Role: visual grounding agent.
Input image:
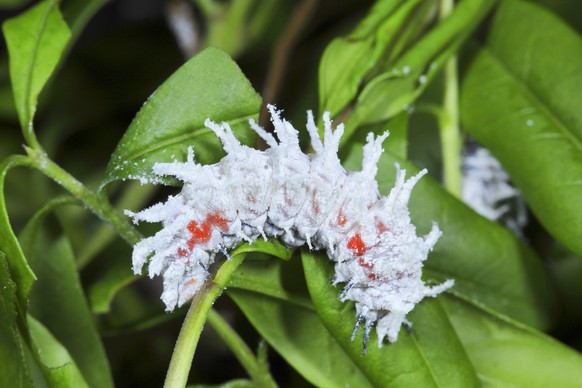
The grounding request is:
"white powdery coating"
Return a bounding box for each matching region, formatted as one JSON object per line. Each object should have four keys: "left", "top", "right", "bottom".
{"left": 462, "top": 147, "right": 527, "bottom": 235}
{"left": 127, "top": 105, "right": 453, "bottom": 347}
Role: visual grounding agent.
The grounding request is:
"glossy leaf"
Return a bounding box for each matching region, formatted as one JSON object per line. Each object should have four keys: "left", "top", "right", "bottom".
{"left": 88, "top": 254, "right": 135, "bottom": 314}
{"left": 302, "top": 251, "right": 479, "bottom": 387}
{"left": 230, "top": 292, "right": 371, "bottom": 388}
{"left": 340, "top": 110, "right": 409, "bottom": 162}
{"left": 229, "top": 257, "right": 372, "bottom": 387}
{"left": 460, "top": 0, "right": 582, "bottom": 256}
{"left": 228, "top": 259, "right": 311, "bottom": 308}
{"left": 0, "top": 156, "right": 36, "bottom": 308}
{"left": 442, "top": 296, "right": 582, "bottom": 387}
{"left": 230, "top": 239, "right": 293, "bottom": 262}
{"left": 20, "top": 222, "right": 113, "bottom": 388}
{"left": 2, "top": 0, "right": 71, "bottom": 132}
{"left": 319, "top": 0, "right": 436, "bottom": 117}
{"left": 343, "top": 0, "right": 496, "bottom": 143}
{"left": 341, "top": 134, "right": 556, "bottom": 330}
{"left": 102, "top": 47, "right": 261, "bottom": 188}
{"left": 27, "top": 315, "right": 88, "bottom": 388}
{"left": 0, "top": 252, "right": 32, "bottom": 387}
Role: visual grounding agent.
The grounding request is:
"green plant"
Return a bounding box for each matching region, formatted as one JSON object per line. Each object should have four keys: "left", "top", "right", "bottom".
{"left": 2, "top": 0, "right": 582, "bottom": 386}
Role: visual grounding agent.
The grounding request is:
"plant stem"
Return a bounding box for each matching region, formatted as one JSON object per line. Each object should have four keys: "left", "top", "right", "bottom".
{"left": 78, "top": 181, "right": 156, "bottom": 269}
{"left": 439, "top": 0, "right": 462, "bottom": 198}
{"left": 207, "top": 309, "right": 277, "bottom": 388}
{"left": 24, "top": 147, "right": 142, "bottom": 245}
{"left": 164, "top": 253, "right": 247, "bottom": 388}
{"left": 23, "top": 122, "right": 44, "bottom": 153}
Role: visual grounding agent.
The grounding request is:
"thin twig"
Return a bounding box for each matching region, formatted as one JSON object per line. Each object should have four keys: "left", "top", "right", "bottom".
{"left": 259, "top": 0, "right": 319, "bottom": 128}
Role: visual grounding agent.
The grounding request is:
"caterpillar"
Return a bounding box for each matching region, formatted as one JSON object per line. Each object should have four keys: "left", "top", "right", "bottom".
{"left": 126, "top": 105, "right": 454, "bottom": 349}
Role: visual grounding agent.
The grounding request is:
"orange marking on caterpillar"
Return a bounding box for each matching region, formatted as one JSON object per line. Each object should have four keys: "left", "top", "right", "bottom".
{"left": 347, "top": 233, "right": 368, "bottom": 256}
{"left": 206, "top": 212, "right": 229, "bottom": 232}
{"left": 188, "top": 220, "right": 211, "bottom": 242}
{"left": 183, "top": 212, "right": 229, "bottom": 254}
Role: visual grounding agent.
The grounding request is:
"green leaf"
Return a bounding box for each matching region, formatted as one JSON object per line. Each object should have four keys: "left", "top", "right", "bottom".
{"left": 228, "top": 257, "right": 371, "bottom": 387}
{"left": 340, "top": 110, "right": 409, "bottom": 162}
{"left": 230, "top": 253, "right": 476, "bottom": 387}
{"left": 102, "top": 47, "right": 261, "bottom": 188}
{"left": 229, "top": 258, "right": 311, "bottom": 308}
{"left": 88, "top": 253, "right": 135, "bottom": 314}
{"left": 442, "top": 296, "right": 582, "bottom": 387}
{"left": 343, "top": 0, "right": 496, "bottom": 143}
{"left": 231, "top": 239, "right": 293, "bottom": 261}
{"left": 229, "top": 288, "right": 373, "bottom": 388}
{"left": 20, "top": 220, "right": 113, "bottom": 387}
{"left": 318, "top": 37, "right": 373, "bottom": 118}
{"left": 460, "top": 0, "right": 582, "bottom": 256}
{"left": 341, "top": 134, "right": 556, "bottom": 329}
{"left": 2, "top": 0, "right": 71, "bottom": 134}
{"left": 0, "top": 156, "right": 36, "bottom": 309}
{"left": 27, "top": 315, "right": 88, "bottom": 388}
{"left": 319, "top": 0, "right": 436, "bottom": 117}
{"left": 0, "top": 252, "right": 32, "bottom": 388}
{"left": 302, "top": 251, "right": 479, "bottom": 387}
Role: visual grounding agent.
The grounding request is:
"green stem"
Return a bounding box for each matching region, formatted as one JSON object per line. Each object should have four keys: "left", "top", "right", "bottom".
{"left": 23, "top": 122, "right": 44, "bottom": 152}
{"left": 164, "top": 253, "right": 247, "bottom": 388}
{"left": 207, "top": 310, "right": 276, "bottom": 388}
{"left": 24, "top": 147, "right": 142, "bottom": 245}
{"left": 439, "top": 0, "right": 462, "bottom": 198}
{"left": 78, "top": 181, "right": 156, "bottom": 269}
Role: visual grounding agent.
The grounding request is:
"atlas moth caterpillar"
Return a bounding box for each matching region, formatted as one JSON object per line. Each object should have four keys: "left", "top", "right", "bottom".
{"left": 126, "top": 105, "right": 454, "bottom": 350}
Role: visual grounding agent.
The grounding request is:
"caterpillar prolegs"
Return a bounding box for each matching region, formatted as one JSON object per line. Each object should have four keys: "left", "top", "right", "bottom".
{"left": 126, "top": 105, "right": 454, "bottom": 349}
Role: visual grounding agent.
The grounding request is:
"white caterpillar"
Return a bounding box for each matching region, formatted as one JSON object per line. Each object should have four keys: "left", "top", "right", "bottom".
{"left": 126, "top": 105, "right": 453, "bottom": 349}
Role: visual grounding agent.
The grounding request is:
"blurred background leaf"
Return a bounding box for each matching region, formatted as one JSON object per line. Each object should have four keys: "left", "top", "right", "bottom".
{"left": 0, "top": 251, "right": 32, "bottom": 387}
{"left": 20, "top": 206, "right": 113, "bottom": 388}
{"left": 461, "top": 0, "right": 582, "bottom": 256}
{"left": 2, "top": 0, "right": 70, "bottom": 135}
{"left": 443, "top": 296, "right": 582, "bottom": 387}
{"left": 27, "top": 315, "right": 89, "bottom": 388}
